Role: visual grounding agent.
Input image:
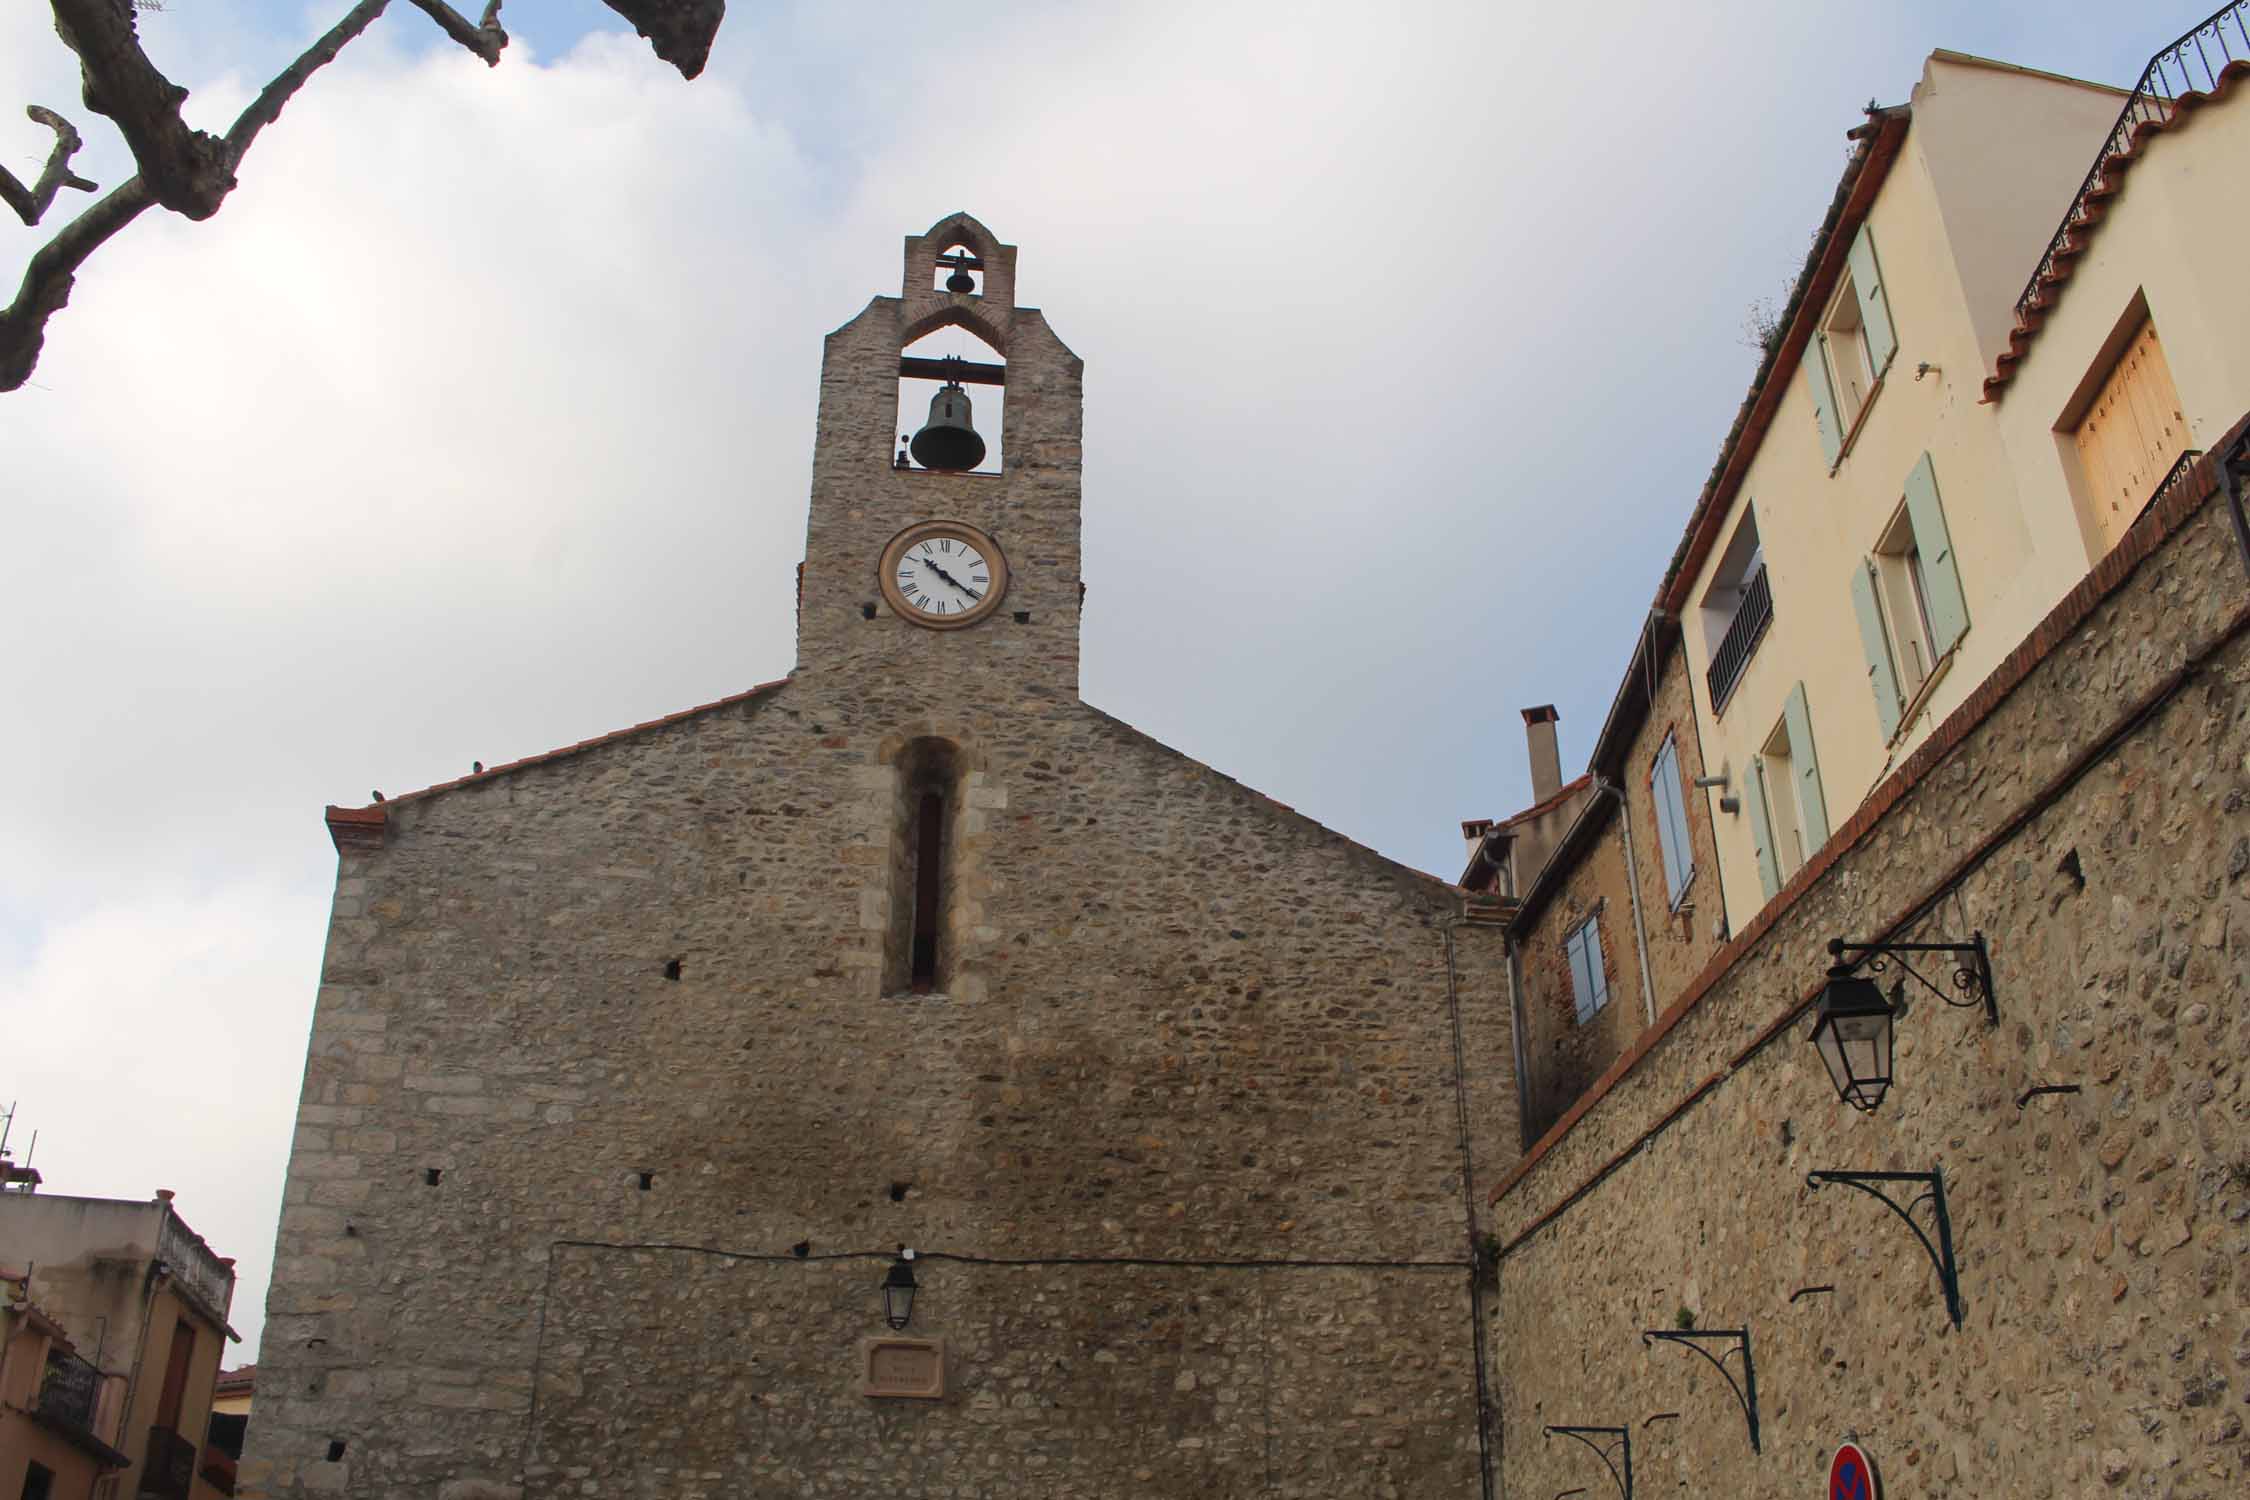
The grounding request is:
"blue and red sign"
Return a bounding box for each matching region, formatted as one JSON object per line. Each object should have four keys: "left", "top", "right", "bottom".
{"left": 1829, "top": 1442, "right": 1880, "bottom": 1500}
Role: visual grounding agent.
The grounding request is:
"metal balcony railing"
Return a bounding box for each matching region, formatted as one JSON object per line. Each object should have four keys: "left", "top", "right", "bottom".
{"left": 2016, "top": 2, "right": 2250, "bottom": 325}
{"left": 139, "top": 1424, "right": 196, "bottom": 1500}
{"left": 36, "top": 1348, "right": 101, "bottom": 1431}
{"left": 1706, "top": 564, "right": 1773, "bottom": 715}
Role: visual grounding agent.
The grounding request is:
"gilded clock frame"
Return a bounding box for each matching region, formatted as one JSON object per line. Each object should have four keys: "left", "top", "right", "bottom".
{"left": 877, "top": 519, "right": 1010, "bottom": 630}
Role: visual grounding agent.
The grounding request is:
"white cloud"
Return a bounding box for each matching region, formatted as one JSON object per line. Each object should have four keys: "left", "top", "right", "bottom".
{"left": 0, "top": 880, "right": 326, "bottom": 1356}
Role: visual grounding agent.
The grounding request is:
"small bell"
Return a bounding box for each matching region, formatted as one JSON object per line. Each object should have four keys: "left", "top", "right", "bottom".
{"left": 909, "top": 381, "right": 986, "bottom": 471}
{"left": 946, "top": 266, "right": 976, "bottom": 294}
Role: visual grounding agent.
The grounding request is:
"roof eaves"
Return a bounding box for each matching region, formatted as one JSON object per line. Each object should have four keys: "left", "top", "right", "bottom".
{"left": 1586, "top": 612, "right": 1683, "bottom": 782}
{"left": 1656, "top": 106, "right": 1911, "bottom": 615}
{"left": 1983, "top": 58, "right": 2248, "bottom": 400}
{"left": 324, "top": 675, "right": 793, "bottom": 854}
{"left": 1927, "top": 48, "right": 2130, "bottom": 98}
{"left": 1508, "top": 785, "right": 1620, "bottom": 934}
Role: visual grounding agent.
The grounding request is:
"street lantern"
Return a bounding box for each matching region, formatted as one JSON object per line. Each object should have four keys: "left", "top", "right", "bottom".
{"left": 1807, "top": 965, "right": 1895, "bottom": 1112}
{"left": 881, "top": 1252, "right": 919, "bottom": 1331}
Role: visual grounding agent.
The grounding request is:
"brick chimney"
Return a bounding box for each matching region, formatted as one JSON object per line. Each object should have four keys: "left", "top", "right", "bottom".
{"left": 1522, "top": 705, "right": 1561, "bottom": 805}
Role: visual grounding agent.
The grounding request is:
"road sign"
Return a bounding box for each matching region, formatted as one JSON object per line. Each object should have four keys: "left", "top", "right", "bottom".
{"left": 1829, "top": 1441, "right": 1880, "bottom": 1500}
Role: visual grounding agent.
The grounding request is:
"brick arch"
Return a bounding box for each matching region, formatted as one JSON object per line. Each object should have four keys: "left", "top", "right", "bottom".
{"left": 900, "top": 303, "right": 1007, "bottom": 358}
{"left": 921, "top": 211, "right": 1001, "bottom": 262}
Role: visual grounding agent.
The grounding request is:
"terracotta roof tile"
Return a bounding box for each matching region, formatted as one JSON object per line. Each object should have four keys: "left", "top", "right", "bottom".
{"left": 1983, "top": 59, "right": 2249, "bottom": 400}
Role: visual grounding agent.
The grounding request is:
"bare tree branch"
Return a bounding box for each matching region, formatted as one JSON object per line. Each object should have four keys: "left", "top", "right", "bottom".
{"left": 406, "top": 0, "right": 508, "bottom": 67}
{"left": 1, "top": 177, "right": 151, "bottom": 389}
{"left": 602, "top": 0, "right": 726, "bottom": 80}
{"left": 50, "top": 0, "right": 235, "bottom": 219}
{"left": 224, "top": 1, "right": 395, "bottom": 166}
{"left": 6, "top": 0, "right": 728, "bottom": 392}
{"left": 2, "top": 107, "right": 100, "bottom": 227}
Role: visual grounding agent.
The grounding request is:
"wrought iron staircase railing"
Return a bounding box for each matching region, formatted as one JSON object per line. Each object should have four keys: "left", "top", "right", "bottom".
{"left": 2015, "top": 2, "right": 2250, "bottom": 325}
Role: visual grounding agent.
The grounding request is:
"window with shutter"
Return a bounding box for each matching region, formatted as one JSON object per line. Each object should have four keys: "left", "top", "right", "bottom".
{"left": 1565, "top": 915, "right": 1609, "bottom": 1025}
{"left": 1650, "top": 733, "right": 1694, "bottom": 907}
{"left": 1806, "top": 223, "right": 1897, "bottom": 467}
{"left": 2071, "top": 318, "right": 2187, "bottom": 556}
{"left": 1900, "top": 453, "right": 1967, "bottom": 660}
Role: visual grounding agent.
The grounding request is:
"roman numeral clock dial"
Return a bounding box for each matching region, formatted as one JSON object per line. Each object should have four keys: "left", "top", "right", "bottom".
{"left": 878, "top": 520, "right": 1010, "bottom": 630}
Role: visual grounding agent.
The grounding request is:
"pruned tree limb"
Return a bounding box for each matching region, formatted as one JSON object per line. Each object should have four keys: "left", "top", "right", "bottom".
{"left": 406, "top": 0, "right": 508, "bottom": 67}
{"left": 224, "top": 1, "right": 396, "bottom": 166}
{"left": 51, "top": 0, "right": 235, "bottom": 219}
{"left": 602, "top": 0, "right": 726, "bottom": 80}
{"left": 5, "top": 0, "right": 727, "bottom": 393}
{"left": 1, "top": 177, "right": 151, "bottom": 389}
{"left": 2, "top": 107, "right": 100, "bottom": 227}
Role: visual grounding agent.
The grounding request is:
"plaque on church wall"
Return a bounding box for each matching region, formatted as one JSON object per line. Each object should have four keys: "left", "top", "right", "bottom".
{"left": 861, "top": 1337, "right": 946, "bottom": 1400}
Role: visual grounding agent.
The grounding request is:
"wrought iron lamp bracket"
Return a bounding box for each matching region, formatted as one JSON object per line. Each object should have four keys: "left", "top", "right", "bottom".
{"left": 1806, "top": 1167, "right": 1964, "bottom": 1328}
{"left": 1828, "top": 931, "right": 1996, "bottom": 1025}
{"left": 1639, "top": 1327, "right": 1760, "bottom": 1452}
{"left": 1543, "top": 1424, "right": 1632, "bottom": 1500}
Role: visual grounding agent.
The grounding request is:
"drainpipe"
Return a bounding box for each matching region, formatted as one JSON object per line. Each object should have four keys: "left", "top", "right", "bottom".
{"left": 1503, "top": 931, "right": 1539, "bottom": 1160}
{"left": 1596, "top": 777, "right": 1659, "bottom": 1026}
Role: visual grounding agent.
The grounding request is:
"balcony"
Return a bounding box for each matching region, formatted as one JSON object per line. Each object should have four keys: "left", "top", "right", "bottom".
{"left": 156, "top": 1203, "right": 236, "bottom": 1325}
{"left": 37, "top": 1348, "right": 101, "bottom": 1431}
{"left": 138, "top": 1425, "right": 196, "bottom": 1500}
{"left": 1706, "top": 563, "right": 1774, "bottom": 714}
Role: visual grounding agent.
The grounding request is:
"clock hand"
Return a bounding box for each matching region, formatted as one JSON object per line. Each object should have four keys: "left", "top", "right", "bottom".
{"left": 922, "top": 560, "right": 982, "bottom": 600}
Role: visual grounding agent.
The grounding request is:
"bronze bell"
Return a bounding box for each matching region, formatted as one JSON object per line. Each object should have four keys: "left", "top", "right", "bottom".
{"left": 909, "top": 381, "right": 986, "bottom": 471}
{"left": 946, "top": 266, "right": 976, "bottom": 294}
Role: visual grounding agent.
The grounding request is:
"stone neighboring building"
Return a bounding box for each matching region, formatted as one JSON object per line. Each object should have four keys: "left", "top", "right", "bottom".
{"left": 1465, "top": 620, "right": 1727, "bottom": 1148}
{"left": 245, "top": 215, "right": 1520, "bottom": 1498}
{"left": 0, "top": 1185, "right": 240, "bottom": 1500}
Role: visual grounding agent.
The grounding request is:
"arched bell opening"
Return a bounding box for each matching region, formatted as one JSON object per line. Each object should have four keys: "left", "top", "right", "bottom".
{"left": 896, "top": 322, "right": 1005, "bottom": 476}
{"left": 931, "top": 241, "right": 984, "bottom": 295}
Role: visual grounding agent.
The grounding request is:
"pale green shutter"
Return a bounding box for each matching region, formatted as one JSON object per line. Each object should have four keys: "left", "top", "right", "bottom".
{"left": 1652, "top": 738, "right": 1690, "bottom": 903}
{"left": 1903, "top": 452, "right": 1968, "bottom": 656}
{"left": 1808, "top": 336, "right": 1844, "bottom": 467}
{"left": 1784, "top": 681, "right": 1831, "bottom": 849}
{"left": 1849, "top": 558, "right": 1905, "bottom": 741}
{"left": 1745, "top": 759, "right": 1781, "bottom": 902}
{"left": 1847, "top": 223, "right": 1898, "bottom": 378}
{"left": 1586, "top": 914, "right": 1607, "bottom": 1011}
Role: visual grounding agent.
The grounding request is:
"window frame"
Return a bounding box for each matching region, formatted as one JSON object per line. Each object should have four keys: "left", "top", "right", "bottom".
{"left": 1648, "top": 731, "right": 1696, "bottom": 909}
{"left": 1563, "top": 912, "right": 1610, "bottom": 1026}
{"left": 1872, "top": 501, "right": 1937, "bottom": 700}
{"left": 1821, "top": 270, "right": 1876, "bottom": 427}
{"left": 1755, "top": 724, "right": 1805, "bottom": 884}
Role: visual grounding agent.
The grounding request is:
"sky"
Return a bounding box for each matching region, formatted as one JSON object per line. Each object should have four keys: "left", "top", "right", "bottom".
{"left": 0, "top": 0, "right": 2174, "bottom": 1358}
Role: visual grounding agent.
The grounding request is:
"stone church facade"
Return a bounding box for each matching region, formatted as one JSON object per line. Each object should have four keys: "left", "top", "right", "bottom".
{"left": 244, "top": 216, "right": 1519, "bottom": 1498}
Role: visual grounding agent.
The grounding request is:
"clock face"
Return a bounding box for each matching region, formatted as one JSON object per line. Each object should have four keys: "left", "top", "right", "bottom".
{"left": 878, "top": 521, "right": 1009, "bottom": 629}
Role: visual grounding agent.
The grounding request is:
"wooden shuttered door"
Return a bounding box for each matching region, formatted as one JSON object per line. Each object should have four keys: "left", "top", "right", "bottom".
{"left": 2073, "top": 319, "right": 2187, "bottom": 555}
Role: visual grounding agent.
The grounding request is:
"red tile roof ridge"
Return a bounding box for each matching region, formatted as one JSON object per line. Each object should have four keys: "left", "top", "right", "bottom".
{"left": 1499, "top": 772, "right": 1594, "bottom": 829}
{"left": 1983, "top": 57, "right": 2249, "bottom": 400}
{"left": 1654, "top": 108, "right": 1910, "bottom": 613}
{"left": 324, "top": 675, "right": 792, "bottom": 845}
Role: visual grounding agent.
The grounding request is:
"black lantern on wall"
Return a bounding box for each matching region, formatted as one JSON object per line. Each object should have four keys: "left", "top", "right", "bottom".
{"left": 881, "top": 1251, "right": 919, "bottom": 1331}
{"left": 1809, "top": 933, "right": 1995, "bottom": 1112}
{"left": 1807, "top": 965, "right": 1896, "bottom": 1112}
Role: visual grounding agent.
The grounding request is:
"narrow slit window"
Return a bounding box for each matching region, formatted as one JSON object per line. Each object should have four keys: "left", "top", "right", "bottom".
{"left": 912, "top": 792, "right": 943, "bottom": 990}
{"left": 887, "top": 737, "right": 964, "bottom": 996}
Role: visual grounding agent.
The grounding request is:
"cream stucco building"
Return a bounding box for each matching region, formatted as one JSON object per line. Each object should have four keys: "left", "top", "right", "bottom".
{"left": 1667, "top": 48, "right": 2248, "bottom": 933}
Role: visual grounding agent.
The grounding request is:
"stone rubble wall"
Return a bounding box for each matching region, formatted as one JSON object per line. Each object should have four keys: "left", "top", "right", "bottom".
{"left": 1490, "top": 472, "right": 2250, "bottom": 1497}
{"left": 241, "top": 678, "right": 1507, "bottom": 1498}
